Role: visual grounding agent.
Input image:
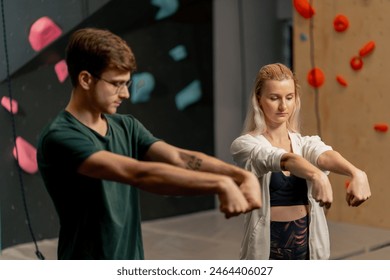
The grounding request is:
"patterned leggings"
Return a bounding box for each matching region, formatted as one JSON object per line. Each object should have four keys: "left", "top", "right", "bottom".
{"left": 269, "top": 215, "right": 309, "bottom": 260}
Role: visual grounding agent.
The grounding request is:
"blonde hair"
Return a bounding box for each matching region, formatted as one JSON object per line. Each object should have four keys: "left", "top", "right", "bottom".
{"left": 241, "top": 63, "right": 301, "bottom": 135}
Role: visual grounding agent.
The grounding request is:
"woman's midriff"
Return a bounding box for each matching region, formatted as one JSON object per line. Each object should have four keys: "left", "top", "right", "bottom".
{"left": 271, "top": 205, "right": 308, "bottom": 222}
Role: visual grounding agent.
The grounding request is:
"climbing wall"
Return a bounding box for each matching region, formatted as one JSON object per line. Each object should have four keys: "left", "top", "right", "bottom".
{"left": 0, "top": 0, "right": 110, "bottom": 253}
{"left": 0, "top": 0, "right": 214, "bottom": 251}
{"left": 293, "top": 0, "right": 389, "bottom": 228}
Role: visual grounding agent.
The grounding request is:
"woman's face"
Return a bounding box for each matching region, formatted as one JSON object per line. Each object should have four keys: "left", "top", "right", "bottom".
{"left": 259, "top": 79, "right": 296, "bottom": 128}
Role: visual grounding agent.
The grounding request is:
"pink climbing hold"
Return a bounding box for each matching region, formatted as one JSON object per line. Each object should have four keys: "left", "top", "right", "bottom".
{"left": 55, "top": 60, "right": 68, "bottom": 83}
{"left": 13, "top": 137, "right": 38, "bottom": 174}
{"left": 1, "top": 96, "right": 18, "bottom": 114}
{"left": 28, "top": 16, "right": 62, "bottom": 51}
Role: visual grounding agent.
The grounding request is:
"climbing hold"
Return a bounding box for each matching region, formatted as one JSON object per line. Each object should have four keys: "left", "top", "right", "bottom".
{"left": 130, "top": 72, "right": 155, "bottom": 104}
{"left": 13, "top": 137, "right": 38, "bottom": 174}
{"left": 1, "top": 96, "right": 18, "bottom": 114}
{"left": 350, "top": 56, "right": 363, "bottom": 70}
{"left": 293, "top": 0, "right": 315, "bottom": 19}
{"left": 374, "top": 123, "right": 388, "bottom": 133}
{"left": 169, "top": 45, "right": 187, "bottom": 61}
{"left": 333, "top": 14, "right": 349, "bottom": 32}
{"left": 54, "top": 60, "right": 68, "bottom": 83}
{"left": 359, "top": 41, "right": 375, "bottom": 57}
{"left": 300, "top": 33, "right": 308, "bottom": 41}
{"left": 28, "top": 16, "right": 62, "bottom": 51}
{"left": 151, "top": 0, "right": 179, "bottom": 20}
{"left": 336, "top": 75, "right": 348, "bottom": 87}
{"left": 175, "top": 80, "right": 202, "bottom": 110}
{"left": 307, "top": 68, "right": 325, "bottom": 88}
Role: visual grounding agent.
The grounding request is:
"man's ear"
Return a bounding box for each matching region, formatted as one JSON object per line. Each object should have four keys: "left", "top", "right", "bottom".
{"left": 79, "top": 71, "right": 93, "bottom": 90}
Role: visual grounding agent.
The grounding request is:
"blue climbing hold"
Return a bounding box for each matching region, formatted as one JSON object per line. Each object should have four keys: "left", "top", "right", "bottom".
{"left": 175, "top": 80, "right": 202, "bottom": 110}
{"left": 130, "top": 72, "right": 155, "bottom": 104}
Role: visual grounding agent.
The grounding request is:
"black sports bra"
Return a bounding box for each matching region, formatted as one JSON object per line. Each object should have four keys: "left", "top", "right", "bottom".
{"left": 269, "top": 172, "right": 309, "bottom": 207}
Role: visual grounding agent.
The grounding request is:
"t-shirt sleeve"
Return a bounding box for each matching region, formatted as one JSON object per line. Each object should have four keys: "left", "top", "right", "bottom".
{"left": 131, "top": 117, "right": 161, "bottom": 159}
{"left": 40, "top": 128, "right": 101, "bottom": 172}
{"left": 230, "top": 134, "right": 287, "bottom": 177}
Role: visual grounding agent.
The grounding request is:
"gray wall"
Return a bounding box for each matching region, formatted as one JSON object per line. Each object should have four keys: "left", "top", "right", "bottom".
{"left": 213, "top": 0, "right": 292, "bottom": 163}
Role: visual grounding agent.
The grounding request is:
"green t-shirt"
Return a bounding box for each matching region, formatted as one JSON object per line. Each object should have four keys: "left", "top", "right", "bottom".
{"left": 37, "top": 111, "right": 159, "bottom": 259}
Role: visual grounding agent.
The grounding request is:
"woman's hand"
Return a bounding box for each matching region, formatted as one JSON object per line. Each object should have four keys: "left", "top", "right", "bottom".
{"left": 310, "top": 171, "right": 333, "bottom": 209}
{"left": 237, "top": 171, "right": 262, "bottom": 210}
{"left": 346, "top": 170, "right": 371, "bottom": 207}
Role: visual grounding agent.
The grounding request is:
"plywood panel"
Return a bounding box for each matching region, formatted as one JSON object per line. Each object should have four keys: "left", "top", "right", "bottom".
{"left": 293, "top": 0, "right": 390, "bottom": 228}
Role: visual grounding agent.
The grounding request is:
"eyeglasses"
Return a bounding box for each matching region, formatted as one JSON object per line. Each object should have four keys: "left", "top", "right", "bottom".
{"left": 91, "top": 73, "right": 132, "bottom": 94}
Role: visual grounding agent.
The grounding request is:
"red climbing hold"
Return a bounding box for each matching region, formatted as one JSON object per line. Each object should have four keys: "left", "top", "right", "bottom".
{"left": 374, "top": 123, "right": 388, "bottom": 133}
{"left": 333, "top": 14, "right": 349, "bottom": 32}
{"left": 307, "top": 68, "right": 325, "bottom": 88}
{"left": 359, "top": 41, "right": 375, "bottom": 57}
{"left": 293, "top": 0, "right": 315, "bottom": 19}
{"left": 336, "top": 75, "right": 348, "bottom": 87}
{"left": 350, "top": 56, "right": 363, "bottom": 71}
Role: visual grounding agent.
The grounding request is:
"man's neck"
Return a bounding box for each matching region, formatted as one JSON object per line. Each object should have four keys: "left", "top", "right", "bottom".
{"left": 65, "top": 92, "right": 108, "bottom": 136}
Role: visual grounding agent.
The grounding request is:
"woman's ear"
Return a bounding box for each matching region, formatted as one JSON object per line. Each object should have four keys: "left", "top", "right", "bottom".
{"left": 79, "top": 71, "right": 93, "bottom": 90}
{"left": 257, "top": 95, "right": 262, "bottom": 109}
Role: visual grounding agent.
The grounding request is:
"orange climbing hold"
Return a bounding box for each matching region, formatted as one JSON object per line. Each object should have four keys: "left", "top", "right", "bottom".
{"left": 307, "top": 68, "right": 325, "bottom": 88}
{"left": 333, "top": 14, "right": 349, "bottom": 32}
{"left": 359, "top": 41, "right": 375, "bottom": 57}
{"left": 374, "top": 123, "right": 388, "bottom": 133}
{"left": 293, "top": 0, "right": 315, "bottom": 19}
{"left": 350, "top": 56, "right": 363, "bottom": 70}
{"left": 336, "top": 75, "right": 348, "bottom": 87}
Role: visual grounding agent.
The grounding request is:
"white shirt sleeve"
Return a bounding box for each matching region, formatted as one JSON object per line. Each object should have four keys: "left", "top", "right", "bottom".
{"left": 230, "top": 134, "right": 287, "bottom": 177}
{"left": 298, "top": 135, "right": 333, "bottom": 166}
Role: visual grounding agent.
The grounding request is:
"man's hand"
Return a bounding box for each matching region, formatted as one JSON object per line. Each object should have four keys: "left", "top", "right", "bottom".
{"left": 217, "top": 172, "right": 261, "bottom": 219}
{"left": 217, "top": 177, "right": 252, "bottom": 219}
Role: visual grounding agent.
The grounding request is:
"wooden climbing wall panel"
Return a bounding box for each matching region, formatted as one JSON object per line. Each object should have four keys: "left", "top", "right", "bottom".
{"left": 293, "top": 0, "right": 390, "bottom": 228}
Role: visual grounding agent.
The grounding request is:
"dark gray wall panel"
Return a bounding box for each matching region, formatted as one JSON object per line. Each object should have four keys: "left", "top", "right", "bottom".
{"left": 0, "top": 0, "right": 110, "bottom": 82}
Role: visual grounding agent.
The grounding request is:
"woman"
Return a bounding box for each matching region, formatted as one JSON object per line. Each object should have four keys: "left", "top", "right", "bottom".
{"left": 230, "top": 63, "right": 371, "bottom": 260}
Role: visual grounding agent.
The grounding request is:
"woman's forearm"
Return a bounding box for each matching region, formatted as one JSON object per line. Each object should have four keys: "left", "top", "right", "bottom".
{"left": 281, "top": 153, "right": 324, "bottom": 180}
{"left": 316, "top": 150, "right": 360, "bottom": 177}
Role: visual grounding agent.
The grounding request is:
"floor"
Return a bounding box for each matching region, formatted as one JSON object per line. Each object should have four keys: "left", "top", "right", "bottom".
{"left": 1, "top": 209, "right": 390, "bottom": 260}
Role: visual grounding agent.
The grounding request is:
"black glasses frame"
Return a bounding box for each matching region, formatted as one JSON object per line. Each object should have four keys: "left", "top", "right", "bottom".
{"left": 91, "top": 73, "right": 132, "bottom": 94}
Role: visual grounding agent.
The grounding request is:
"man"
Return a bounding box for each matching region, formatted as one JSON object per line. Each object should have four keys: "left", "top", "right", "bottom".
{"left": 37, "top": 28, "right": 261, "bottom": 260}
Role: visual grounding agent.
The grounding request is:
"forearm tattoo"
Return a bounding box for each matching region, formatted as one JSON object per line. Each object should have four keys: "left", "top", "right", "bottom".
{"left": 185, "top": 155, "right": 203, "bottom": 171}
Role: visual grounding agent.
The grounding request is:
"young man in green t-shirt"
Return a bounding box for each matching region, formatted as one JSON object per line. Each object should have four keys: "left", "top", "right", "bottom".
{"left": 37, "top": 28, "right": 261, "bottom": 260}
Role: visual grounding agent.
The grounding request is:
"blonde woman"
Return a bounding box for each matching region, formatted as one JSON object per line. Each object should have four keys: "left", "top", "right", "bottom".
{"left": 230, "top": 63, "right": 371, "bottom": 260}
